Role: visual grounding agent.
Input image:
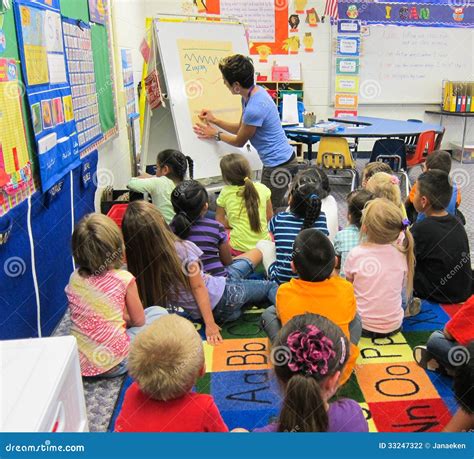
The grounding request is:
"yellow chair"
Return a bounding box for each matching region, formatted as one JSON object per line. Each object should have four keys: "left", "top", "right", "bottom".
{"left": 316, "top": 137, "right": 359, "bottom": 191}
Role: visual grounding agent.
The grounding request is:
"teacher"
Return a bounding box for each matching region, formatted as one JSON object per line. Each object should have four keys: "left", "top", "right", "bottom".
{"left": 193, "top": 54, "right": 298, "bottom": 210}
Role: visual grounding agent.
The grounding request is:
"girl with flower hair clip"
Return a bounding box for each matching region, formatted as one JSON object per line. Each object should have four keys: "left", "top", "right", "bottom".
{"left": 254, "top": 313, "right": 368, "bottom": 432}
{"left": 366, "top": 172, "right": 409, "bottom": 220}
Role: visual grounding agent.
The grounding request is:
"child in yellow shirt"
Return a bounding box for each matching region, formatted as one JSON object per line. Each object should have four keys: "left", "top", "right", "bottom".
{"left": 261, "top": 228, "right": 360, "bottom": 385}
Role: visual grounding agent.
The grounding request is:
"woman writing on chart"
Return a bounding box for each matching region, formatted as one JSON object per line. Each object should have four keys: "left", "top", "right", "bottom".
{"left": 193, "top": 54, "right": 298, "bottom": 211}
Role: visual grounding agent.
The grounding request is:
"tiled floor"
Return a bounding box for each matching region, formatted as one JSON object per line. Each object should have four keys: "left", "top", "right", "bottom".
{"left": 54, "top": 159, "right": 474, "bottom": 432}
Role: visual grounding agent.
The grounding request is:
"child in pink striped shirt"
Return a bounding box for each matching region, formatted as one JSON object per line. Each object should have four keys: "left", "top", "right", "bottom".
{"left": 65, "top": 213, "right": 167, "bottom": 377}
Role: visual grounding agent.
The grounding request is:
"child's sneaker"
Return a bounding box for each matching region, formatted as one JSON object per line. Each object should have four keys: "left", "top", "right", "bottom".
{"left": 405, "top": 297, "right": 421, "bottom": 317}
{"left": 413, "top": 346, "right": 445, "bottom": 374}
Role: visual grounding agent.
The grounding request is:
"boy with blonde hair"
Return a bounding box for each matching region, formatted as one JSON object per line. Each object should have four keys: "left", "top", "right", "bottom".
{"left": 115, "top": 315, "right": 228, "bottom": 432}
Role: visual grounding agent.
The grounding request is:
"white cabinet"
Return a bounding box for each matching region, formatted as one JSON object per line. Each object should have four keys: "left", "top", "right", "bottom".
{"left": 1, "top": 336, "right": 88, "bottom": 432}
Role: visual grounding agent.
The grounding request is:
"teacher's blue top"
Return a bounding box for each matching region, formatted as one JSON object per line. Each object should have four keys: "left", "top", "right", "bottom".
{"left": 242, "top": 89, "right": 293, "bottom": 167}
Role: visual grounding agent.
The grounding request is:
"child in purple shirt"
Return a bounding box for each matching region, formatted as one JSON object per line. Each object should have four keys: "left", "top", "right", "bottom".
{"left": 170, "top": 180, "right": 263, "bottom": 278}
{"left": 254, "top": 313, "right": 368, "bottom": 432}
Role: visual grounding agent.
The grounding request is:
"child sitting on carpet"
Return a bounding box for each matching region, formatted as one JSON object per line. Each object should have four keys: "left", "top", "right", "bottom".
{"left": 256, "top": 171, "right": 329, "bottom": 284}
{"left": 261, "top": 229, "right": 359, "bottom": 385}
{"left": 66, "top": 214, "right": 168, "bottom": 378}
{"left": 122, "top": 201, "right": 278, "bottom": 345}
{"left": 405, "top": 150, "right": 463, "bottom": 223}
{"left": 255, "top": 314, "right": 368, "bottom": 432}
{"left": 414, "top": 295, "right": 474, "bottom": 375}
{"left": 216, "top": 154, "right": 272, "bottom": 255}
{"left": 334, "top": 189, "right": 374, "bottom": 278}
{"left": 114, "top": 314, "right": 228, "bottom": 432}
{"left": 344, "top": 198, "right": 414, "bottom": 338}
{"left": 170, "top": 180, "right": 262, "bottom": 277}
{"left": 127, "top": 149, "right": 194, "bottom": 224}
{"left": 361, "top": 162, "right": 392, "bottom": 188}
{"left": 295, "top": 168, "right": 338, "bottom": 241}
{"left": 411, "top": 170, "right": 472, "bottom": 304}
{"left": 366, "top": 172, "right": 408, "bottom": 219}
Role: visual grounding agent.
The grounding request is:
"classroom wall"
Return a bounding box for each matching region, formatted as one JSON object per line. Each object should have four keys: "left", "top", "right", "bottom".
{"left": 93, "top": 0, "right": 148, "bottom": 194}
{"left": 119, "top": 0, "right": 467, "bottom": 160}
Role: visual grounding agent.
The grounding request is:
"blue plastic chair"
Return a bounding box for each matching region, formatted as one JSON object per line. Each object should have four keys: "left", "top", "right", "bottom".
{"left": 279, "top": 101, "right": 320, "bottom": 159}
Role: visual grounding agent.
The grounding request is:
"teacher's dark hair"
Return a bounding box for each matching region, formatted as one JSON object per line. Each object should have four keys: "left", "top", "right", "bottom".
{"left": 219, "top": 54, "right": 255, "bottom": 89}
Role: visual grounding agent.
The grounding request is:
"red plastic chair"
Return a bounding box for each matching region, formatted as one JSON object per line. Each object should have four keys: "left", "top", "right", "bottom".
{"left": 406, "top": 130, "right": 436, "bottom": 169}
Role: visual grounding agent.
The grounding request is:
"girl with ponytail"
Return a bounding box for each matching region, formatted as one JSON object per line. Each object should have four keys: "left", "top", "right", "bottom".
{"left": 344, "top": 198, "right": 415, "bottom": 338}
{"left": 128, "top": 149, "right": 194, "bottom": 224}
{"left": 216, "top": 154, "right": 272, "bottom": 255}
{"left": 170, "top": 180, "right": 263, "bottom": 278}
{"left": 254, "top": 313, "right": 368, "bottom": 432}
{"left": 256, "top": 170, "right": 329, "bottom": 284}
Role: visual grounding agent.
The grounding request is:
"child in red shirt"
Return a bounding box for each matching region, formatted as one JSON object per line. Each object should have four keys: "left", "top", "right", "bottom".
{"left": 414, "top": 295, "right": 474, "bottom": 374}
{"left": 115, "top": 314, "right": 228, "bottom": 432}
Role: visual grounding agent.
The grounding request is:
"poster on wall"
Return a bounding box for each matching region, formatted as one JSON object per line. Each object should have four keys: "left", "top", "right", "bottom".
{"left": 88, "top": 0, "right": 107, "bottom": 25}
{"left": 121, "top": 48, "right": 137, "bottom": 117}
{"left": 63, "top": 18, "right": 103, "bottom": 152}
{"left": 14, "top": 0, "right": 80, "bottom": 192}
{"left": 0, "top": 58, "right": 35, "bottom": 215}
{"left": 338, "top": 1, "right": 474, "bottom": 28}
{"left": 206, "top": 0, "right": 289, "bottom": 59}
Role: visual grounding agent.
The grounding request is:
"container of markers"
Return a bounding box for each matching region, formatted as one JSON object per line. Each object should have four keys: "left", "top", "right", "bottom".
{"left": 303, "top": 112, "right": 316, "bottom": 128}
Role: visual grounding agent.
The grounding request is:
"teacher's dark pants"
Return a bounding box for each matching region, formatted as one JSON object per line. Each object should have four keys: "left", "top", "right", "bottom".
{"left": 261, "top": 156, "right": 299, "bottom": 211}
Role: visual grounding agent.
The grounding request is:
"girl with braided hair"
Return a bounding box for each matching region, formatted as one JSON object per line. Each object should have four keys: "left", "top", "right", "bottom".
{"left": 254, "top": 313, "right": 368, "bottom": 432}
{"left": 256, "top": 170, "right": 329, "bottom": 284}
{"left": 128, "top": 149, "right": 194, "bottom": 224}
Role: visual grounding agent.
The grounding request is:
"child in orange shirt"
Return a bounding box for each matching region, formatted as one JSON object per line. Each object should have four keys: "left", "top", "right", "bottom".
{"left": 261, "top": 228, "right": 359, "bottom": 385}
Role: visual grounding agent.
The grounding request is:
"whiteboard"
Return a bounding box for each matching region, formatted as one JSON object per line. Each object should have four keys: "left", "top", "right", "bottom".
{"left": 358, "top": 25, "right": 474, "bottom": 104}
{"left": 150, "top": 19, "right": 262, "bottom": 179}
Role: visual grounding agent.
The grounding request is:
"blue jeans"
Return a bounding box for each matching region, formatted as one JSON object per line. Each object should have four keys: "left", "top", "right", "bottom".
{"left": 213, "top": 278, "right": 278, "bottom": 324}
{"left": 426, "top": 330, "right": 459, "bottom": 370}
{"left": 260, "top": 305, "right": 281, "bottom": 342}
{"left": 101, "top": 306, "right": 168, "bottom": 378}
{"left": 349, "top": 312, "right": 362, "bottom": 345}
{"left": 227, "top": 258, "right": 254, "bottom": 280}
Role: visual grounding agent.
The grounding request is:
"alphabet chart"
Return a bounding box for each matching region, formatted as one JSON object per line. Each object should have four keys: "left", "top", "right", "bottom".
{"left": 109, "top": 301, "right": 459, "bottom": 432}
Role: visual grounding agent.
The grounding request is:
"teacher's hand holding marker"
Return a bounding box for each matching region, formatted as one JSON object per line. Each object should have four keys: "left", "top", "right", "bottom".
{"left": 192, "top": 54, "right": 298, "bottom": 211}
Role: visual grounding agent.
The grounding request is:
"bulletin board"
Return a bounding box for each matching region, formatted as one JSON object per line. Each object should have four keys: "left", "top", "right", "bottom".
{"left": 0, "top": 0, "right": 117, "bottom": 208}
{"left": 14, "top": 0, "right": 82, "bottom": 192}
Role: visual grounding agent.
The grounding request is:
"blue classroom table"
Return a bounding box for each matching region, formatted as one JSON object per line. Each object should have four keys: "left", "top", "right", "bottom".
{"left": 284, "top": 116, "right": 444, "bottom": 160}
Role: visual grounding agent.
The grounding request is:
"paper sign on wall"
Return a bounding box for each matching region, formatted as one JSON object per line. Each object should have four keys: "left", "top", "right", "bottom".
{"left": 335, "top": 76, "right": 359, "bottom": 93}
{"left": 335, "top": 110, "right": 358, "bottom": 118}
{"left": 338, "top": 20, "right": 361, "bottom": 34}
{"left": 336, "top": 58, "right": 359, "bottom": 75}
{"left": 337, "top": 36, "right": 360, "bottom": 56}
{"left": 335, "top": 94, "right": 359, "bottom": 109}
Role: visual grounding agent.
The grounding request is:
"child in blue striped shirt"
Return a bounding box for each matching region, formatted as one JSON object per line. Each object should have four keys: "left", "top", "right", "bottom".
{"left": 257, "top": 171, "right": 329, "bottom": 284}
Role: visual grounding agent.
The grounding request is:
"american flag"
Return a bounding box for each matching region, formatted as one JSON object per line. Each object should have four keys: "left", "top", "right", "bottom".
{"left": 323, "top": 0, "right": 339, "bottom": 20}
